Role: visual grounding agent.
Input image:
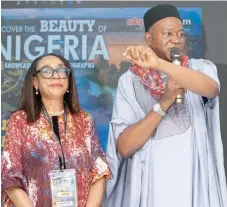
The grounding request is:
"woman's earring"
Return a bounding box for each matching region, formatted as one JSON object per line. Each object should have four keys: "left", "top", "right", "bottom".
{"left": 66, "top": 90, "right": 69, "bottom": 93}
{"left": 35, "top": 88, "right": 39, "bottom": 95}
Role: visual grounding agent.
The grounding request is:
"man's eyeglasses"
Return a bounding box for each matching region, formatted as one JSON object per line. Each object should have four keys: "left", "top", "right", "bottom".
{"left": 33, "top": 66, "right": 71, "bottom": 79}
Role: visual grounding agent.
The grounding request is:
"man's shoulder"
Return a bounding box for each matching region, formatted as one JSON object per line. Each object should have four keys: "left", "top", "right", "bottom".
{"left": 118, "top": 70, "right": 132, "bottom": 81}
{"left": 190, "top": 58, "right": 216, "bottom": 67}
{"left": 117, "top": 70, "right": 134, "bottom": 88}
{"left": 114, "top": 70, "right": 135, "bottom": 98}
{"left": 189, "top": 58, "right": 218, "bottom": 72}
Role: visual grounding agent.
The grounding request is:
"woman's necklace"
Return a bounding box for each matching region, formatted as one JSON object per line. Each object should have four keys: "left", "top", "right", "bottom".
{"left": 47, "top": 110, "right": 64, "bottom": 116}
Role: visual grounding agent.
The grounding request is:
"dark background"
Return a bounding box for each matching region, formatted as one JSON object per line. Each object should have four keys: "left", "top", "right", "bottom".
{"left": 2, "top": 0, "right": 227, "bottom": 179}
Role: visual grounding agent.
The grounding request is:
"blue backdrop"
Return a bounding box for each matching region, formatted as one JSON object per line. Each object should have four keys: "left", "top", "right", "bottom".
{"left": 1, "top": 6, "right": 202, "bottom": 152}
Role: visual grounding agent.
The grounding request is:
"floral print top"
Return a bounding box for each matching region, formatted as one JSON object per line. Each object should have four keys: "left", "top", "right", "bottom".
{"left": 1, "top": 110, "right": 111, "bottom": 207}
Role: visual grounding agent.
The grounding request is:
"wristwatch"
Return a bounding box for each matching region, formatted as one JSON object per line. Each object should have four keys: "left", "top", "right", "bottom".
{"left": 153, "top": 103, "right": 166, "bottom": 117}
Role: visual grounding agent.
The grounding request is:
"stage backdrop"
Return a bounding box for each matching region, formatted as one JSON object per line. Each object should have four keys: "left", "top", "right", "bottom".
{"left": 1, "top": 6, "right": 202, "bottom": 152}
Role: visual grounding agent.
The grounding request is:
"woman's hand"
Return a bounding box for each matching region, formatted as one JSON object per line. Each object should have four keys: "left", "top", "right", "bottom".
{"left": 6, "top": 186, "right": 33, "bottom": 207}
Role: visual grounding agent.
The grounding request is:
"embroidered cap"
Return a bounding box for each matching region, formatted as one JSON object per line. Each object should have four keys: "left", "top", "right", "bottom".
{"left": 143, "top": 4, "right": 182, "bottom": 32}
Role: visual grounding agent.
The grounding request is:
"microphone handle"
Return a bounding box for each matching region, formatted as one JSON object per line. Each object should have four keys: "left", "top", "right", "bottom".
{"left": 172, "top": 59, "right": 184, "bottom": 104}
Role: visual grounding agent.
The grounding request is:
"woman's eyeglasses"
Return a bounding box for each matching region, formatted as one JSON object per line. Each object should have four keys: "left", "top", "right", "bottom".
{"left": 33, "top": 66, "right": 71, "bottom": 79}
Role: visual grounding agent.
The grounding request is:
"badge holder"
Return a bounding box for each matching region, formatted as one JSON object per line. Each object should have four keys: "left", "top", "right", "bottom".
{"left": 49, "top": 169, "right": 77, "bottom": 207}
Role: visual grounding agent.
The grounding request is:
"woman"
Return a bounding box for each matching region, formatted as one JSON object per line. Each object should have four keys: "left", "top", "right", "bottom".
{"left": 1, "top": 54, "right": 111, "bottom": 207}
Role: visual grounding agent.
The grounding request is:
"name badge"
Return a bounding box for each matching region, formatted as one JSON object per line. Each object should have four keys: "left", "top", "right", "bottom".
{"left": 49, "top": 169, "right": 77, "bottom": 207}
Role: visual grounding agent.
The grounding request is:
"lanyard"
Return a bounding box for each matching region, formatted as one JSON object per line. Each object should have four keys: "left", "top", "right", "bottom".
{"left": 42, "top": 103, "right": 67, "bottom": 170}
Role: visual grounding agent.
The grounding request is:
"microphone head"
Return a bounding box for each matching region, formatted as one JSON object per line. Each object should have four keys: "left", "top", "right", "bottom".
{"left": 170, "top": 48, "right": 181, "bottom": 61}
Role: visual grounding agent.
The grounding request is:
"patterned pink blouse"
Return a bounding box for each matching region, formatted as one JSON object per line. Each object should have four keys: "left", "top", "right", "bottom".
{"left": 1, "top": 110, "right": 111, "bottom": 207}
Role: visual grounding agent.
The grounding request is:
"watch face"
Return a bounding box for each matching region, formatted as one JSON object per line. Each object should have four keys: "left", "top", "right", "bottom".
{"left": 154, "top": 103, "right": 160, "bottom": 112}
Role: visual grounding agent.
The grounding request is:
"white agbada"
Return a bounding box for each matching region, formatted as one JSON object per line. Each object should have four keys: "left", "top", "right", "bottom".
{"left": 103, "top": 59, "right": 227, "bottom": 207}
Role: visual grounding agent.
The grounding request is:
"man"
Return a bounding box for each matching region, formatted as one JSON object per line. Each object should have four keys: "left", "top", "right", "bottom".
{"left": 104, "top": 4, "right": 227, "bottom": 207}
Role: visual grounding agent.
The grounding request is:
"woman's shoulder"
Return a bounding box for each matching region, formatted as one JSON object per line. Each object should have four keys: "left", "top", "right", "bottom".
{"left": 8, "top": 110, "right": 27, "bottom": 124}
{"left": 10, "top": 110, "right": 27, "bottom": 118}
{"left": 71, "top": 109, "right": 93, "bottom": 125}
{"left": 72, "top": 109, "right": 92, "bottom": 119}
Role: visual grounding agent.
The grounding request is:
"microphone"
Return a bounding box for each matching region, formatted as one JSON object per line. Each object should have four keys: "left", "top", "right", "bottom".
{"left": 170, "top": 48, "right": 184, "bottom": 104}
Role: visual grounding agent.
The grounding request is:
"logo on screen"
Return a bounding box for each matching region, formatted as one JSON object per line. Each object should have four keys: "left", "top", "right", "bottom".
{"left": 127, "top": 17, "right": 144, "bottom": 27}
